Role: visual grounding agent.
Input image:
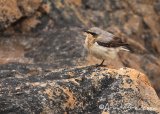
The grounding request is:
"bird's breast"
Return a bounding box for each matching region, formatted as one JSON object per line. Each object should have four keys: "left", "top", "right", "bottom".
{"left": 84, "top": 35, "right": 95, "bottom": 50}
{"left": 90, "top": 42, "right": 118, "bottom": 59}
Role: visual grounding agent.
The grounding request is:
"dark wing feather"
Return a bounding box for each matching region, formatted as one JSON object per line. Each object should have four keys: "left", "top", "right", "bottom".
{"left": 96, "top": 36, "right": 133, "bottom": 52}
{"left": 96, "top": 36, "right": 128, "bottom": 47}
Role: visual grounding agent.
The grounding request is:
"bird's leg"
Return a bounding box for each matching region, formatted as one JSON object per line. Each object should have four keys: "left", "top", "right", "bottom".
{"left": 96, "top": 60, "right": 106, "bottom": 67}
{"left": 100, "top": 60, "right": 105, "bottom": 66}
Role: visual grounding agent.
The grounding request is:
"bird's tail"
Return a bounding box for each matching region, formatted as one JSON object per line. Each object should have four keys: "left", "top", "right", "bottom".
{"left": 120, "top": 44, "right": 133, "bottom": 52}
{"left": 120, "top": 47, "right": 130, "bottom": 51}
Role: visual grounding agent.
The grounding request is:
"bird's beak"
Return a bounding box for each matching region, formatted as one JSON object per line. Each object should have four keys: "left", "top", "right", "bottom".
{"left": 83, "top": 30, "right": 94, "bottom": 36}
{"left": 82, "top": 29, "right": 98, "bottom": 37}
{"left": 82, "top": 30, "right": 89, "bottom": 36}
{"left": 83, "top": 30, "right": 89, "bottom": 33}
{"left": 83, "top": 30, "right": 98, "bottom": 37}
{"left": 83, "top": 30, "right": 92, "bottom": 34}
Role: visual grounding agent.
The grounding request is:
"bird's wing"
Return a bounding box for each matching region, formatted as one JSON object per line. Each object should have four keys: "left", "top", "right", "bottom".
{"left": 95, "top": 33, "right": 128, "bottom": 48}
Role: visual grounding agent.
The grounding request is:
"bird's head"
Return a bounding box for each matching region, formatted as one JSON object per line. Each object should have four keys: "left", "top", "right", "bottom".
{"left": 83, "top": 27, "right": 103, "bottom": 39}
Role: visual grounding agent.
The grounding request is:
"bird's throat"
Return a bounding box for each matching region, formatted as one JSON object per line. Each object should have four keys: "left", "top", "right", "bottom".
{"left": 85, "top": 35, "right": 95, "bottom": 49}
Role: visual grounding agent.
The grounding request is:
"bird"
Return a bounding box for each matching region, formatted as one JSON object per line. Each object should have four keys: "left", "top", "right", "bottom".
{"left": 83, "top": 27, "right": 130, "bottom": 66}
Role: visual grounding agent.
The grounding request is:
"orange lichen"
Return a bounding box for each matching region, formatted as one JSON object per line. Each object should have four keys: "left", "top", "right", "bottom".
{"left": 31, "top": 82, "right": 47, "bottom": 87}
{"left": 44, "top": 88, "right": 53, "bottom": 100}
{"left": 68, "top": 78, "right": 80, "bottom": 86}
{"left": 65, "top": 0, "right": 82, "bottom": 7}
{"left": 62, "top": 87, "right": 76, "bottom": 109}
{"left": 54, "top": 0, "right": 64, "bottom": 9}
{"left": 107, "top": 68, "right": 151, "bottom": 86}
{"left": 67, "top": 71, "right": 75, "bottom": 77}
{"left": 17, "top": 0, "right": 42, "bottom": 15}
{"left": 20, "top": 14, "right": 41, "bottom": 32}
{"left": 102, "top": 111, "right": 109, "bottom": 114}
{"left": 41, "top": 3, "right": 51, "bottom": 14}
{"left": 0, "top": 0, "right": 22, "bottom": 25}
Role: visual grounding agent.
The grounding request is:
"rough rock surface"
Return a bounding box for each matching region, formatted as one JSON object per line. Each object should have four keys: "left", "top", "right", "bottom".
{"left": 0, "top": 0, "right": 160, "bottom": 114}
{"left": 0, "top": 64, "right": 159, "bottom": 114}
{"left": 0, "top": 0, "right": 42, "bottom": 30}
{"left": 0, "top": 0, "right": 160, "bottom": 112}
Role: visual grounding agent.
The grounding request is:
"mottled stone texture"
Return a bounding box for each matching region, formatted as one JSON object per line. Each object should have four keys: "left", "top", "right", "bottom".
{"left": 0, "top": 0, "right": 42, "bottom": 30}
{"left": 0, "top": 0, "right": 160, "bottom": 113}
{"left": 0, "top": 0, "right": 21, "bottom": 30}
{"left": 0, "top": 64, "right": 159, "bottom": 114}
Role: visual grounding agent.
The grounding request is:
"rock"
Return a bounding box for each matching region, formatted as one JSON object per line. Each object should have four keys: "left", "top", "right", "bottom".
{"left": 82, "top": 0, "right": 105, "bottom": 10}
{"left": 154, "top": 0, "right": 160, "bottom": 14}
{"left": 0, "top": 64, "right": 159, "bottom": 114}
{"left": 0, "top": 0, "right": 160, "bottom": 106}
{"left": 0, "top": 0, "right": 22, "bottom": 30}
{"left": 1, "top": 28, "right": 160, "bottom": 98}
{"left": 0, "top": 27, "right": 86, "bottom": 68}
{"left": 17, "top": 0, "right": 42, "bottom": 16}
{"left": 124, "top": 15, "right": 143, "bottom": 35}
{"left": 151, "top": 38, "right": 160, "bottom": 54}
{"left": 0, "top": 0, "right": 42, "bottom": 30}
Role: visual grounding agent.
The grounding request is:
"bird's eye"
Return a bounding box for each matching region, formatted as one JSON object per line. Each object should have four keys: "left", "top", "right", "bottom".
{"left": 84, "top": 30, "right": 98, "bottom": 37}
{"left": 90, "top": 32, "right": 98, "bottom": 36}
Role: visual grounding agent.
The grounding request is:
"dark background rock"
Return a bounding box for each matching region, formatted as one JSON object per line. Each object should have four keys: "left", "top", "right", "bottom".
{"left": 0, "top": 0, "right": 160, "bottom": 113}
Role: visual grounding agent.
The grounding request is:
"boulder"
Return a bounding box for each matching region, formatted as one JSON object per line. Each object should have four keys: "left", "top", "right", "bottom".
{"left": 0, "top": 1, "right": 160, "bottom": 113}
{"left": 0, "top": 64, "right": 159, "bottom": 114}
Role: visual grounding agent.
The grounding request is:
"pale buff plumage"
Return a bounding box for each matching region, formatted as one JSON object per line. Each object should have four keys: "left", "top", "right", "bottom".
{"left": 84, "top": 27, "right": 129, "bottom": 66}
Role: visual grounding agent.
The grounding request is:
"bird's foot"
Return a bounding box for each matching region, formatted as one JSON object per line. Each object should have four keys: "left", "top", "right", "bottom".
{"left": 95, "top": 64, "right": 107, "bottom": 67}
{"left": 95, "top": 60, "right": 107, "bottom": 67}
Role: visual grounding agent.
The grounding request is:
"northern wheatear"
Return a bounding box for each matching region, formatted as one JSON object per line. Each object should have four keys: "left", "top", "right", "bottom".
{"left": 83, "top": 27, "right": 130, "bottom": 66}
